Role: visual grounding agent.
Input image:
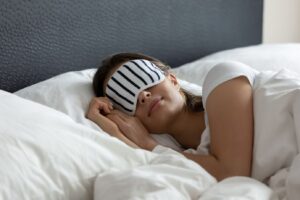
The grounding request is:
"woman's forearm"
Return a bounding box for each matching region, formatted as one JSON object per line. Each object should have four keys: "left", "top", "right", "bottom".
{"left": 181, "top": 152, "right": 234, "bottom": 181}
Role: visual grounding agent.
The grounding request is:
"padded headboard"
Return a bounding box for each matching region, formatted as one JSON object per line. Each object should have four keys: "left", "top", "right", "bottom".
{"left": 0, "top": 0, "right": 263, "bottom": 92}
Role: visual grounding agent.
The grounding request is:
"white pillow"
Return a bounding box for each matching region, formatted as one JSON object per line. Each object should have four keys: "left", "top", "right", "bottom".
{"left": 15, "top": 69, "right": 100, "bottom": 130}
{"left": 0, "top": 90, "right": 155, "bottom": 199}
{"left": 15, "top": 69, "right": 202, "bottom": 151}
{"left": 172, "top": 43, "right": 300, "bottom": 85}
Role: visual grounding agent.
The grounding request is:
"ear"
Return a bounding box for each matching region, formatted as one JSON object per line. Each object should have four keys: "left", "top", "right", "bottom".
{"left": 167, "top": 73, "right": 180, "bottom": 90}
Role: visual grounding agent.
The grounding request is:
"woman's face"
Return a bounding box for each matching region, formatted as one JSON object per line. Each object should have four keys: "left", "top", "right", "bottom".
{"left": 103, "top": 62, "right": 185, "bottom": 133}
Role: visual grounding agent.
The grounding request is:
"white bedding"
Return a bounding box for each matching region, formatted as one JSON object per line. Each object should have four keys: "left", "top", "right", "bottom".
{"left": 0, "top": 90, "right": 273, "bottom": 199}
{"left": 4, "top": 43, "right": 300, "bottom": 199}
{"left": 252, "top": 68, "right": 300, "bottom": 199}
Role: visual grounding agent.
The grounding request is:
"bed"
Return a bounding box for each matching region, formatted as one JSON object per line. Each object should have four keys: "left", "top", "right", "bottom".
{"left": 1, "top": 0, "right": 300, "bottom": 199}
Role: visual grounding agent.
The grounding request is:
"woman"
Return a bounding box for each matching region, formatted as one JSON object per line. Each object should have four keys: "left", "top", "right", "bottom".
{"left": 86, "top": 52, "right": 257, "bottom": 181}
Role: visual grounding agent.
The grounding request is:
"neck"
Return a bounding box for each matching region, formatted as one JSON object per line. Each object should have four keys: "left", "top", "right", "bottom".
{"left": 168, "top": 109, "right": 206, "bottom": 149}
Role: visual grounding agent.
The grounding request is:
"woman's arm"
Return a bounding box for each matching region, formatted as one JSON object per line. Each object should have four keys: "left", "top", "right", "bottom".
{"left": 182, "top": 76, "right": 254, "bottom": 181}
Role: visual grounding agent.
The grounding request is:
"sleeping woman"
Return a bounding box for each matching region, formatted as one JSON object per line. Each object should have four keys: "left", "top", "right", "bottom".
{"left": 86, "top": 52, "right": 257, "bottom": 182}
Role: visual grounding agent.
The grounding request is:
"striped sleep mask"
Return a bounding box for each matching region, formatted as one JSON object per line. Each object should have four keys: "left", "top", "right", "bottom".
{"left": 105, "top": 59, "right": 165, "bottom": 115}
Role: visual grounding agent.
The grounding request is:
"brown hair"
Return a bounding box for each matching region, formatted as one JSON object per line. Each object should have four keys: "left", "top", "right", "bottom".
{"left": 93, "top": 52, "right": 204, "bottom": 112}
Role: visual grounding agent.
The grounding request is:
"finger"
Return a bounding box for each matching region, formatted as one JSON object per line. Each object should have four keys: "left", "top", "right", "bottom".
{"left": 98, "top": 106, "right": 113, "bottom": 117}
{"left": 94, "top": 99, "right": 112, "bottom": 111}
{"left": 93, "top": 97, "right": 112, "bottom": 108}
{"left": 101, "top": 97, "right": 114, "bottom": 109}
{"left": 101, "top": 104, "right": 112, "bottom": 115}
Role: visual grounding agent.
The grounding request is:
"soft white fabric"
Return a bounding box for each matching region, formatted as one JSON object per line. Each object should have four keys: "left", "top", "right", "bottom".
{"left": 94, "top": 145, "right": 273, "bottom": 200}
{"left": 200, "top": 43, "right": 300, "bottom": 75}
{"left": 14, "top": 68, "right": 197, "bottom": 151}
{"left": 172, "top": 43, "right": 300, "bottom": 86}
{"left": 200, "top": 177, "right": 276, "bottom": 200}
{"left": 94, "top": 145, "right": 215, "bottom": 200}
{"left": 251, "top": 68, "right": 300, "bottom": 199}
{"left": 15, "top": 69, "right": 100, "bottom": 130}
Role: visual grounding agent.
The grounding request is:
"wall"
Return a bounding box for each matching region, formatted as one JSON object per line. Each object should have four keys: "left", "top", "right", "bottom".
{"left": 263, "top": 0, "right": 300, "bottom": 43}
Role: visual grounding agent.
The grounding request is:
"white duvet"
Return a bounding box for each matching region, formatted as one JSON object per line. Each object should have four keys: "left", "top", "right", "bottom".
{"left": 252, "top": 68, "right": 300, "bottom": 200}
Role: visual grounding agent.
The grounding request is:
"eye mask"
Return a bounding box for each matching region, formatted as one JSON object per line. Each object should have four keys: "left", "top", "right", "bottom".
{"left": 105, "top": 59, "right": 165, "bottom": 115}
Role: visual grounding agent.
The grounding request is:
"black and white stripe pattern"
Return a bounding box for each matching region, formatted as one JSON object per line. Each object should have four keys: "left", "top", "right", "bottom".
{"left": 105, "top": 59, "right": 165, "bottom": 115}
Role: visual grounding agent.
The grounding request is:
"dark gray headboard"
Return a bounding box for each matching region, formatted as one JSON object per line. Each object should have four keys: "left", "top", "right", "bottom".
{"left": 0, "top": 0, "right": 263, "bottom": 92}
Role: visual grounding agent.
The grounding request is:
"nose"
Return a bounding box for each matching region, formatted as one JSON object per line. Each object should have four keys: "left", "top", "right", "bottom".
{"left": 138, "top": 90, "right": 151, "bottom": 105}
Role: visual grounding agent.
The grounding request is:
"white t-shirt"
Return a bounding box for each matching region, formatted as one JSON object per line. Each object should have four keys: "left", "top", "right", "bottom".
{"left": 185, "top": 61, "right": 259, "bottom": 155}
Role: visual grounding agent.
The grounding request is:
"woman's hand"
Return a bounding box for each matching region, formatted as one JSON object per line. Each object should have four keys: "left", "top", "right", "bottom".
{"left": 86, "top": 97, "right": 139, "bottom": 148}
{"left": 86, "top": 97, "right": 119, "bottom": 134}
{"left": 107, "top": 110, "right": 159, "bottom": 151}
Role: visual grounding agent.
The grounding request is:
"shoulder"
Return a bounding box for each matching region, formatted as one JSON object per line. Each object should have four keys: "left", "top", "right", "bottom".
{"left": 202, "top": 61, "right": 257, "bottom": 109}
{"left": 206, "top": 76, "right": 253, "bottom": 109}
{"left": 203, "top": 61, "right": 258, "bottom": 87}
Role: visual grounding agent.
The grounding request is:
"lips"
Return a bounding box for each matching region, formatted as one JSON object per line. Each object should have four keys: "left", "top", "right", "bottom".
{"left": 148, "top": 97, "right": 162, "bottom": 116}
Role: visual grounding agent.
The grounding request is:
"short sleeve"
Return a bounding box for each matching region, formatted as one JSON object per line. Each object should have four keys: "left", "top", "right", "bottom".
{"left": 202, "top": 61, "right": 258, "bottom": 110}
